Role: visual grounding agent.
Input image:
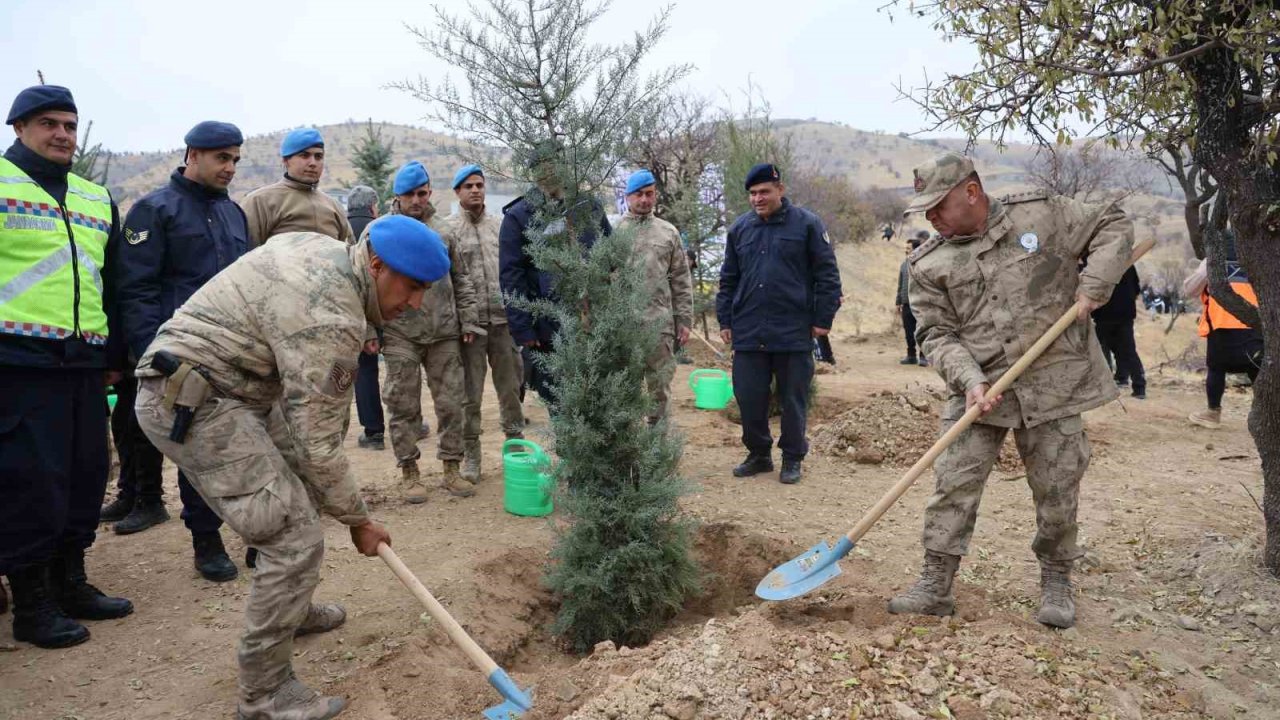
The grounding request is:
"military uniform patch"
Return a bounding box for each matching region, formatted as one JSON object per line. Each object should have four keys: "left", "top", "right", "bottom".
{"left": 1020, "top": 232, "right": 1039, "bottom": 253}
{"left": 322, "top": 360, "right": 357, "bottom": 396}
{"left": 125, "top": 228, "right": 149, "bottom": 245}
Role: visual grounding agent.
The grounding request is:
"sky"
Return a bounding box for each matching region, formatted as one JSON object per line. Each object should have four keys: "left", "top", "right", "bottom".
{"left": 0, "top": 0, "right": 979, "bottom": 154}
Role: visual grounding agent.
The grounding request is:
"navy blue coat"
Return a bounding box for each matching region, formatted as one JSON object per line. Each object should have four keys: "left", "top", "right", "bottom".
{"left": 716, "top": 198, "right": 843, "bottom": 352}
{"left": 498, "top": 190, "right": 611, "bottom": 346}
{"left": 117, "top": 168, "right": 250, "bottom": 361}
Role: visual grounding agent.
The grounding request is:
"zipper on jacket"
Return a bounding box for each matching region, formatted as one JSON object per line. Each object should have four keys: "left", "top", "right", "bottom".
{"left": 57, "top": 202, "right": 83, "bottom": 338}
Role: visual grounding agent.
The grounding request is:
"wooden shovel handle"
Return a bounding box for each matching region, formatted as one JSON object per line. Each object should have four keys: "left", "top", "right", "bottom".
{"left": 842, "top": 237, "right": 1155, "bottom": 544}
{"left": 377, "top": 543, "right": 499, "bottom": 676}
{"left": 692, "top": 331, "right": 725, "bottom": 356}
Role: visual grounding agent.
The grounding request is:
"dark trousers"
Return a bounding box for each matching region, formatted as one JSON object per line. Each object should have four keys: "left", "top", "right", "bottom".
{"left": 732, "top": 350, "right": 815, "bottom": 461}
{"left": 901, "top": 305, "right": 918, "bottom": 358}
{"left": 522, "top": 342, "right": 557, "bottom": 408}
{"left": 0, "top": 368, "right": 108, "bottom": 575}
{"left": 1206, "top": 328, "right": 1264, "bottom": 408}
{"left": 355, "top": 349, "right": 385, "bottom": 435}
{"left": 1094, "top": 320, "right": 1145, "bottom": 393}
{"left": 114, "top": 377, "right": 222, "bottom": 534}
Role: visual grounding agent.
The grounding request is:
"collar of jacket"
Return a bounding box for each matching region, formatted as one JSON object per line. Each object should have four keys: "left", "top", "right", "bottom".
{"left": 943, "top": 197, "right": 1009, "bottom": 246}
{"left": 463, "top": 205, "right": 486, "bottom": 224}
{"left": 624, "top": 210, "right": 652, "bottom": 223}
{"left": 347, "top": 238, "right": 385, "bottom": 329}
{"left": 170, "top": 167, "right": 229, "bottom": 200}
{"left": 5, "top": 138, "right": 70, "bottom": 185}
{"left": 348, "top": 209, "right": 375, "bottom": 221}
{"left": 281, "top": 174, "right": 318, "bottom": 191}
{"left": 751, "top": 197, "right": 793, "bottom": 225}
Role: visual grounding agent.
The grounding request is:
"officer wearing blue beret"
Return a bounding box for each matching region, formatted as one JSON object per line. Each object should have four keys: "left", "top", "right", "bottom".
{"left": 240, "top": 127, "right": 352, "bottom": 246}
{"left": 109, "top": 121, "right": 251, "bottom": 582}
{"left": 716, "top": 163, "right": 843, "bottom": 484}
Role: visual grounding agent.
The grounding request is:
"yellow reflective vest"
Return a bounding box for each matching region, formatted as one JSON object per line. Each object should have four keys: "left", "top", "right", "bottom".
{"left": 0, "top": 156, "right": 111, "bottom": 345}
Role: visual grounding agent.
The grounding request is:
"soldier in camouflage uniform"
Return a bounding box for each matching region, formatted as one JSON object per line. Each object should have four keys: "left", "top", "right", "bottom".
{"left": 135, "top": 219, "right": 448, "bottom": 720}
{"left": 888, "top": 151, "right": 1132, "bottom": 629}
{"left": 373, "top": 161, "right": 480, "bottom": 502}
{"left": 614, "top": 169, "right": 694, "bottom": 424}
{"left": 444, "top": 165, "right": 525, "bottom": 482}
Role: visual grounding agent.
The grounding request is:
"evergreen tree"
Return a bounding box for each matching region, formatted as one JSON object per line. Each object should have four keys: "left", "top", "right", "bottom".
{"left": 71, "top": 119, "right": 110, "bottom": 185}
{"left": 403, "top": 0, "right": 700, "bottom": 651}
{"left": 350, "top": 119, "right": 396, "bottom": 209}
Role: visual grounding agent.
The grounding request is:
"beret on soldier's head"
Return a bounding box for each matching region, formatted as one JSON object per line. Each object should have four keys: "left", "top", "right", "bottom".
{"left": 744, "top": 163, "right": 781, "bottom": 190}
{"left": 184, "top": 121, "right": 243, "bottom": 149}
{"left": 6, "top": 85, "right": 77, "bottom": 125}
{"left": 625, "top": 169, "right": 656, "bottom": 195}
{"left": 393, "top": 161, "right": 430, "bottom": 195}
{"left": 368, "top": 214, "right": 450, "bottom": 283}
{"left": 451, "top": 164, "right": 483, "bottom": 190}
{"left": 280, "top": 127, "right": 324, "bottom": 158}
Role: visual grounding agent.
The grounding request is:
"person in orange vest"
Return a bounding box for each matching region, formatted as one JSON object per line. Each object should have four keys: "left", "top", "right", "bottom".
{"left": 1182, "top": 232, "right": 1264, "bottom": 429}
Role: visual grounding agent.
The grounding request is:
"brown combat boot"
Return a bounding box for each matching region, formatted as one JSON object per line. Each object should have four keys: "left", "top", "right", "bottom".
{"left": 236, "top": 675, "right": 346, "bottom": 720}
{"left": 887, "top": 550, "right": 960, "bottom": 616}
{"left": 294, "top": 603, "right": 346, "bottom": 638}
{"left": 400, "top": 462, "right": 429, "bottom": 505}
{"left": 441, "top": 460, "right": 476, "bottom": 497}
{"left": 461, "top": 440, "right": 482, "bottom": 483}
{"left": 1036, "top": 561, "right": 1076, "bottom": 628}
{"left": 1188, "top": 408, "right": 1222, "bottom": 429}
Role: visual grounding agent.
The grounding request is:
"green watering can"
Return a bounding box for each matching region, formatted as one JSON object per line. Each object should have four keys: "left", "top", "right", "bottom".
{"left": 107, "top": 388, "right": 118, "bottom": 412}
{"left": 688, "top": 369, "right": 732, "bottom": 410}
{"left": 502, "top": 439, "right": 553, "bottom": 518}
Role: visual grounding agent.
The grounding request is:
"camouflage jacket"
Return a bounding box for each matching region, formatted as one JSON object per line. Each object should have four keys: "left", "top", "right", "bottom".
{"left": 136, "top": 232, "right": 381, "bottom": 525}
{"left": 908, "top": 192, "right": 1133, "bottom": 428}
{"left": 241, "top": 176, "right": 353, "bottom": 248}
{"left": 443, "top": 207, "right": 505, "bottom": 326}
{"left": 614, "top": 211, "right": 695, "bottom": 336}
{"left": 362, "top": 204, "right": 480, "bottom": 353}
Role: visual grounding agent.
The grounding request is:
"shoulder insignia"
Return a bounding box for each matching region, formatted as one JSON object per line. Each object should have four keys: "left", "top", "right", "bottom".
{"left": 321, "top": 358, "right": 358, "bottom": 397}
{"left": 1000, "top": 190, "right": 1050, "bottom": 205}
{"left": 908, "top": 234, "right": 943, "bottom": 264}
{"left": 125, "top": 228, "right": 149, "bottom": 245}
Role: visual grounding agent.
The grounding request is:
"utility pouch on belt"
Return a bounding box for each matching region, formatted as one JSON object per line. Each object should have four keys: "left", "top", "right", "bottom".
{"left": 150, "top": 350, "right": 212, "bottom": 444}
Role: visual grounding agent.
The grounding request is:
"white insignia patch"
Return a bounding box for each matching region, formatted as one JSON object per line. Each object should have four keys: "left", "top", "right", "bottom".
{"left": 125, "top": 228, "right": 150, "bottom": 245}
{"left": 1019, "top": 232, "right": 1039, "bottom": 253}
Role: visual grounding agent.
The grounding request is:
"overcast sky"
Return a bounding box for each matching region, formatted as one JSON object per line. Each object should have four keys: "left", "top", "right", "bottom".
{"left": 1, "top": 0, "right": 977, "bottom": 153}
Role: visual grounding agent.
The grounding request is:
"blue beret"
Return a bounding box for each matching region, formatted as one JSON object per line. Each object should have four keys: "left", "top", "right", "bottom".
{"left": 368, "top": 215, "right": 450, "bottom": 283}
{"left": 451, "top": 164, "right": 483, "bottom": 190}
{"left": 7, "top": 85, "right": 77, "bottom": 125}
{"left": 280, "top": 128, "right": 324, "bottom": 158}
{"left": 744, "top": 163, "right": 782, "bottom": 190}
{"left": 184, "top": 121, "right": 243, "bottom": 149}
{"left": 394, "top": 161, "right": 430, "bottom": 195}
{"left": 625, "top": 169, "right": 656, "bottom": 195}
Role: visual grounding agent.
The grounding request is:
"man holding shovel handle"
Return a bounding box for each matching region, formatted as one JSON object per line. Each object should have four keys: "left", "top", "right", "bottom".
{"left": 889, "top": 151, "right": 1134, "bottom": 629}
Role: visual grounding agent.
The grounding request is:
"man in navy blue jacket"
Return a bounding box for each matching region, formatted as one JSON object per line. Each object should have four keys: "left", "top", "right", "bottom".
{"left": 498, "top": 144, "right": 611, "bottom": 406}
{"left": 111, "top": 121, "right": 250, "bottom": 582}
{"left": 716, "top": 164, "right": 842, "bottom": 484}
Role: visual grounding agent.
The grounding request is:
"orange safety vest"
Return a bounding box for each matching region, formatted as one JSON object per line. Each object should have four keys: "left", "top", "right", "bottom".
{"left": 1199, "top": 281, "right": 1258, "bottom": 336}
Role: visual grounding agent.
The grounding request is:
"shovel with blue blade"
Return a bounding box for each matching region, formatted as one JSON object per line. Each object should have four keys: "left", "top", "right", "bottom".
{"left": 756, "top": 239, "right": 1155, "bottom": 602}
{"left": 378, "top": 544, "right": 533, "bottom": 718}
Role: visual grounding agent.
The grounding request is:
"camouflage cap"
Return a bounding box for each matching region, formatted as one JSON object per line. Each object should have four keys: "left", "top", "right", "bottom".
{"left": 904, "top": 151, "right": 975, "bottom": 215}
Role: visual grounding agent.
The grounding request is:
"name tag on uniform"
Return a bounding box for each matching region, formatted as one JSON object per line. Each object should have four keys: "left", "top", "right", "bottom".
{"left": 1019, "top": 232, "right": 1039, "bottom": 253}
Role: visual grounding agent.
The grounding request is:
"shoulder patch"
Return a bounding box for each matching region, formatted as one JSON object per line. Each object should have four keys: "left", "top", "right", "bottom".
{"left": 320, "top": 358, "right": 358, "bottom": 397}
{"left": 1000, "top": 190, "right": 1050, "bottom": 206}
{"left": 908, "top": 234, "right": 944, "bottom": 264}
{"left": 125, "top": 227, "right": 150, "bottom": 245}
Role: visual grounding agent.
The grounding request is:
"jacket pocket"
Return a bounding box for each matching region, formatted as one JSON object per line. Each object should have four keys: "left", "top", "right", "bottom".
{"left": 190, "top": 454, "right": 293, "bottom": 544}
{"left": 1054, "top": 415, "right": 1084, "bottom": 436}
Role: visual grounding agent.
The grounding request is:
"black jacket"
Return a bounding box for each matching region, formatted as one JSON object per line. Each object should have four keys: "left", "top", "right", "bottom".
{"left": 1092, "top": 266, "right": 1141, "bottom": 323}
{"left": 0, "top": 140, "right": 124, "bottom": 370}
{"left": 716, "top": 198, "right": 843, "bottom": 352}
{"left": 117, "top": 168, "right": 251, "bottom": 361}
{"left": 348, "top": 209, "right": 375, "bottom": 242}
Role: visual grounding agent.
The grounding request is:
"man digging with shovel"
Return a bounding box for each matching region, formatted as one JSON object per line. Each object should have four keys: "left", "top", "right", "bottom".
{"left": 889, "top": 151, "right": 1132, "bottom": 629}
{"left": 135, "top": 217, "right": 448, "bottom": 719}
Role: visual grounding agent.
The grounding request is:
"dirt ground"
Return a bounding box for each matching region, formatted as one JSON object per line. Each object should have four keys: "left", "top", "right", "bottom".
{"left": 1, "top": 304, "right": 1275, "bottom": 719}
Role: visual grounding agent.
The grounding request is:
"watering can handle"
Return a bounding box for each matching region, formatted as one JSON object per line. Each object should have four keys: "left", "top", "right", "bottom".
{"left": 688, "top": 368, "right": 724, "bottom": 389}
{"left": 502, "top": 438, "right": 550, "bottom": 466}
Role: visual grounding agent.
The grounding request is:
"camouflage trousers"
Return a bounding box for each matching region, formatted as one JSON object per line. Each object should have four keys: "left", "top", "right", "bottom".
{"left": 461, "top": 323, "right": 525, "bottom": 442}
{"left": 134, "top": 380, "right": 325, "bottom": 702}
{"left": 644, "top": 334, "right": 677, "bottom": 423}
{"left": 382, "top": 336, "right": 465, "bottom": 463}
{"left": 923, "top": 414, "right": 1090, "bottom": 563}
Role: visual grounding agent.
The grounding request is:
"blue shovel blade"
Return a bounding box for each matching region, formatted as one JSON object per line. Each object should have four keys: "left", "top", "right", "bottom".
{"left": 482, "top": 668, "right": 534, "bottom": 719}
{"left": 755, "top": 537, "right": 855, "bottom": 601}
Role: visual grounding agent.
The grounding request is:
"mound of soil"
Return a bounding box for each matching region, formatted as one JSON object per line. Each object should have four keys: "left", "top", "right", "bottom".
{"left": 812, "top": 391, "right": 1022, "bottom": 472}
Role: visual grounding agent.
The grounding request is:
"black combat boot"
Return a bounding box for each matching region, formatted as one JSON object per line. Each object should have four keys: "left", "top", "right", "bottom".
{"left": 51, "top": 550, "right": 134, "bottom": 620}
{"left": 113, "top": 498, "right": 169, "bottom": 535}
{"left": 192, "top": 532, "right": 238, "bottom": 583}
{"left": 779, "top": 459, "right": 803, "bottom": 484}
{"left": 9, "top": 564, "right": 89, "bottom": 648}
{"left": 99, "top": 490, "right": 136, "bottom": 523}
{"left": 732, "top": 452, "right": 774, "bottom": 478}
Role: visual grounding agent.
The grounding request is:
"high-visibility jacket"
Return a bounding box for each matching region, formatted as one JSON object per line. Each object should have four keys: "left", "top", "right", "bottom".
{"left": 1199, "top": 262, "right": 1258, "bottom": 337}
{"left": 0, "top": 156, "right": 111, "bottom": 345}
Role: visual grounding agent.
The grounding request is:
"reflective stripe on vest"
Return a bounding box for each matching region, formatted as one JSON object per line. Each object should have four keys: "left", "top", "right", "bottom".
{"left": 1198, "top": 281, "right": 1259, "bottom": 337}
{"left": 0, "top": 156, "right": 111, "bottom": 344}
